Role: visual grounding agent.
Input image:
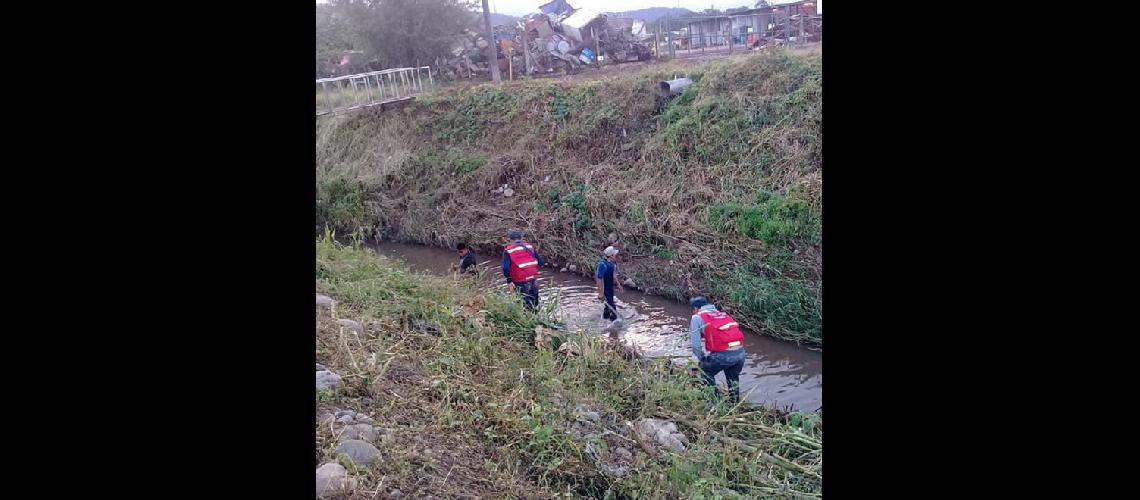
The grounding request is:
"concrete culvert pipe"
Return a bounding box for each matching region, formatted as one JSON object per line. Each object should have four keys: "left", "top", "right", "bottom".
{"left": 659, "top": 78, "right": 692, "bottom": 96}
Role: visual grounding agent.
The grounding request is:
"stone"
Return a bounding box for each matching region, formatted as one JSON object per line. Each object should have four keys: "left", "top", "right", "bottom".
{"left": 608, "top": 232, "right": 618, "bottom": 243}
{"left": 623, "top": 278, "right": 636, "bottom": 288}
{"left": 336, "top": 319, "right": 364, "bottom": 336}
{"left": 389, "top": 488, "right": 404, "bottom": 499}
{"left": 316, "top": 294, "right": 336, "bottom": 308}
{"left": 413, "top": 320, "right": 441, "bottom": 335}
{"left": 316, "top": 370, "right": 342, "bottom": 390}
{"left": 336, "top": 439, "right": 382, "bottom": 466}
{"left": 336, "top": 415, "right": 354, "bottom": 425}
{"left": 341, "top": 424, "right": 377, "bottom": 442}
{"left": 612, "top": 446, "right": 633, "bottom": 462}
{"left": 355, "top": 414, "right": 375, "bottom": 425}
{"left": 316, "top": 462, "right": 354, "bottom": 498}
{"left": 502, "top": 188, "right": 514, "bottom": 197}
{"left": 318, "top": 412, "right": 336, "bottom": 426}
{"left": 557, "top": 341, "right": 581, "bottom": 356}
{"left": 634, "top": 418, "right": 687, "bottom": 452}
{"left": 560, "top": 267, "right": 568, "bottom": 273}
{"left": 574, "top": 405, "right": 600, "bottom": 422}
{"left": 316, "top": 363, "right": 325, "bottom": 371}
{"left": 567, "top": 264, "right": 577, "bottom": 272}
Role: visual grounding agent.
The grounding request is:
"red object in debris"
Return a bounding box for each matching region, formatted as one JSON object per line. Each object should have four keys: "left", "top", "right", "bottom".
{"left": 746, "top": 33, "right": 760, "bottom": 47}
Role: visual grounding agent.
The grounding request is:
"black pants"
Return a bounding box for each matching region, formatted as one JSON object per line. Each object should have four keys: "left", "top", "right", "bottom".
{"left": 601, "top": 292, "right": 617, "bottom": 320}
{"left": 699, "top": 348, "right": 747, "bottom": 404}
{"left": 514, "top": 279, "right": 539, "bottom": 311}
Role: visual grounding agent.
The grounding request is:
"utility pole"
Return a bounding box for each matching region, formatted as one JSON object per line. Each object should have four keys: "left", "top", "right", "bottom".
{"left": 481, "top": 0, "right": 501, "bottom": 83}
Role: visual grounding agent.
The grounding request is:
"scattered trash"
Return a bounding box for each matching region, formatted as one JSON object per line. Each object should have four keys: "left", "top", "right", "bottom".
{"left": 435, "top": 1, "right": 654, "bottom": 81}
{"left": 659, "top": 78, "right": 692, "bottom": 96}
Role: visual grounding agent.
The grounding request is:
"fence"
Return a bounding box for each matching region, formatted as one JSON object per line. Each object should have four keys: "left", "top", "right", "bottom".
{"left": 316, "top": 66, "right": 433, "bottom": 117}
{"left": 653, "top": 13, "right": 822, "bottom": 60}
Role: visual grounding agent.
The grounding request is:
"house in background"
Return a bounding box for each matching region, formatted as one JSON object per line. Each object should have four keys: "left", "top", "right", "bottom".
{"left": 680, "top": 1, "right": 819, "bottom": 48}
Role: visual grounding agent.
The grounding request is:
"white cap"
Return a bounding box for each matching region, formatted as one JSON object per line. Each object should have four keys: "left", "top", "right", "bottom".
{"left": 603, "top": 246, "right": 619, "bottom": 257}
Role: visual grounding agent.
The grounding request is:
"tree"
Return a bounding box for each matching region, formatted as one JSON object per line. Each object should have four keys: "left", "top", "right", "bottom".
{"left": 316, "top": 4, "right": 356, "bottom": 77}
{"left": 480, "top": 0, "right": 500, "bottom": 82}
{"left": 326, "top": 0, "right": 480, "bottom": 71}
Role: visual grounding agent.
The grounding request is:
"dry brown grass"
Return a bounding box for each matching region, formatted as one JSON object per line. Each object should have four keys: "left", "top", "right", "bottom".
{"left": 317, "top": 49, "right": 823, "bottom": 345}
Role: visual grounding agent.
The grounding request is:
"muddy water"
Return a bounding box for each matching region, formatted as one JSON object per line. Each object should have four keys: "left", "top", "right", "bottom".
{"left": 370, "top": 242, "right": 821, "bottom": 412}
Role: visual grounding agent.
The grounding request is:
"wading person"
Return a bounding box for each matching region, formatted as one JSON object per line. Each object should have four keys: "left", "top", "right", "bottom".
{"left": 502, "top": 230, "right": 543, "bottom": 311}
{"left": 595, "top": 246, "right": 624, "bottom": 321}
{"left": 451, "top": 243, "right": 477, "bottom": 275}
{"left": 689, "top": 296, "right": 746, "bottom": 404}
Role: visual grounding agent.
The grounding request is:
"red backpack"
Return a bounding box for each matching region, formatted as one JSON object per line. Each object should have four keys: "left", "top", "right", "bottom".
{"left": 699, "top": 310, "right": 744, "bottom": 352}
{"left": 504, "top": 241, "right": 539, "bottom": 283}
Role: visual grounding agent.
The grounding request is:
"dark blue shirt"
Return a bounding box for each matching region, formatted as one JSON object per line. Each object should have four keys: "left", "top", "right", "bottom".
{"left": 458, "top": 251, "right": 476, "bottom": 273}
{"left": 596, "top": 258, "right": 616, "bottom": 296}
{"left": 501, "top": 240, "right": 544, "bottom": 282}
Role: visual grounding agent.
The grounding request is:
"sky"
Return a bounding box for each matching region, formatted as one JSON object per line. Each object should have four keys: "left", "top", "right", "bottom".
{"left": 317, "top": 1, "right": 812, "bottom": 17}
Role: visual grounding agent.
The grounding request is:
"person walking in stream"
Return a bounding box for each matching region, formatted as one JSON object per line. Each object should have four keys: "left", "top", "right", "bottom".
{"left": 502, "top": 230, "right": 544, "bottom": 311}
{"left": 689, "top": 296, "right": 747, "bottom": 405}
{"left": 596, "top": 246, "right": 624, "bottom": 321}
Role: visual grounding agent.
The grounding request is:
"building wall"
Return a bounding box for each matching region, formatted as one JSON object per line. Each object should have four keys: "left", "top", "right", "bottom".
{"left": 686, "top": 18, "right": 731, "bottom": 47}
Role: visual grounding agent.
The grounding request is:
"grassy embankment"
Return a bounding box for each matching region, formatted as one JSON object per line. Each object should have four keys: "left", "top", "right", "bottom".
{"left": 316, "top": 49, "right": 822, "bottom": 347}
{"left": 316, "top": 236, "right": 822, "bottom": 498}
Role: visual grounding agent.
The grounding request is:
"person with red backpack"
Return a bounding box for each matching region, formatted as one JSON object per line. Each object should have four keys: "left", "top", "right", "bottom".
{"left": 501, "top": 230, "right": 544, "bottom": 311}
{"left": 688, "top": 296, "right": 747, "bottom": 404}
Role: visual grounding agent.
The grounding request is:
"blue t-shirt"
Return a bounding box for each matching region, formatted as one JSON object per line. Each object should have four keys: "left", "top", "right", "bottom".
{"left": 596, "top": 258, "right": 615, "bottom": 296}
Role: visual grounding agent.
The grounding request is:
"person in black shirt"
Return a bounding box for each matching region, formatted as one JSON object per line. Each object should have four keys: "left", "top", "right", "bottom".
{"left": 452, "top": 243, "right": 477, "bottom": 275}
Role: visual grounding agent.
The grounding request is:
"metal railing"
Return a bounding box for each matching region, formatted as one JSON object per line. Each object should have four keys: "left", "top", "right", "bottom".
{"left": 316, "top": 66, "right": 434, "bottom": 116}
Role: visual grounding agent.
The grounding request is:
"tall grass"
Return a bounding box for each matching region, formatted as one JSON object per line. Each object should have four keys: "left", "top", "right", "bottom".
{"left": 316, "top": 239, "right": 822, "bottom": 498}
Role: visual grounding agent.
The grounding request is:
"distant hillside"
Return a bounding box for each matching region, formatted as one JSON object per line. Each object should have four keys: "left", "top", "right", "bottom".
{"left": 604, "top": 7, "right": 694, "bottom": 22}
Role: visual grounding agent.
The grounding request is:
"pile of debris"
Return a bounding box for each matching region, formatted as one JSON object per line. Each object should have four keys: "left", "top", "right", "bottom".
{"left": 518, "top": 0, "right": 653, "bottom": 75}
{"left": 435, "top": 0, "right": 654, "bottom": 81}
{"left": 756, "top": 14, "right": 823, "bottom": 49}
{"left": 434, "top": 29, "right": 500, "bottom": 81}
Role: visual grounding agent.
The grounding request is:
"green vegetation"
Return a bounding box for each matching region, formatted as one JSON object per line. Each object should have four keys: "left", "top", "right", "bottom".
{"left": 316, "top": 239, "right": 822, "bottom": 498}
{"left": 316, "top": 49, "right": 823, "bottom": 347}
{"left": 709, "top": 191, "right": 821, "bottom": 246}
{"left": 316, "top": 177, "right": 366, "bottom": 234}
{"left": 716, "top": 269, "right": 823, "bottom": 345}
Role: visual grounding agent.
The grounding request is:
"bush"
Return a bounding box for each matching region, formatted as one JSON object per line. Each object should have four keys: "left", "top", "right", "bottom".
{"left": 716, "top": 268, "right": 822, "bottom": 345}
{"left": 316, "top": 177, "right": 365, "bottom": 234}
{"left": 708, "top": 191, "right": 820, "bottom": 245}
